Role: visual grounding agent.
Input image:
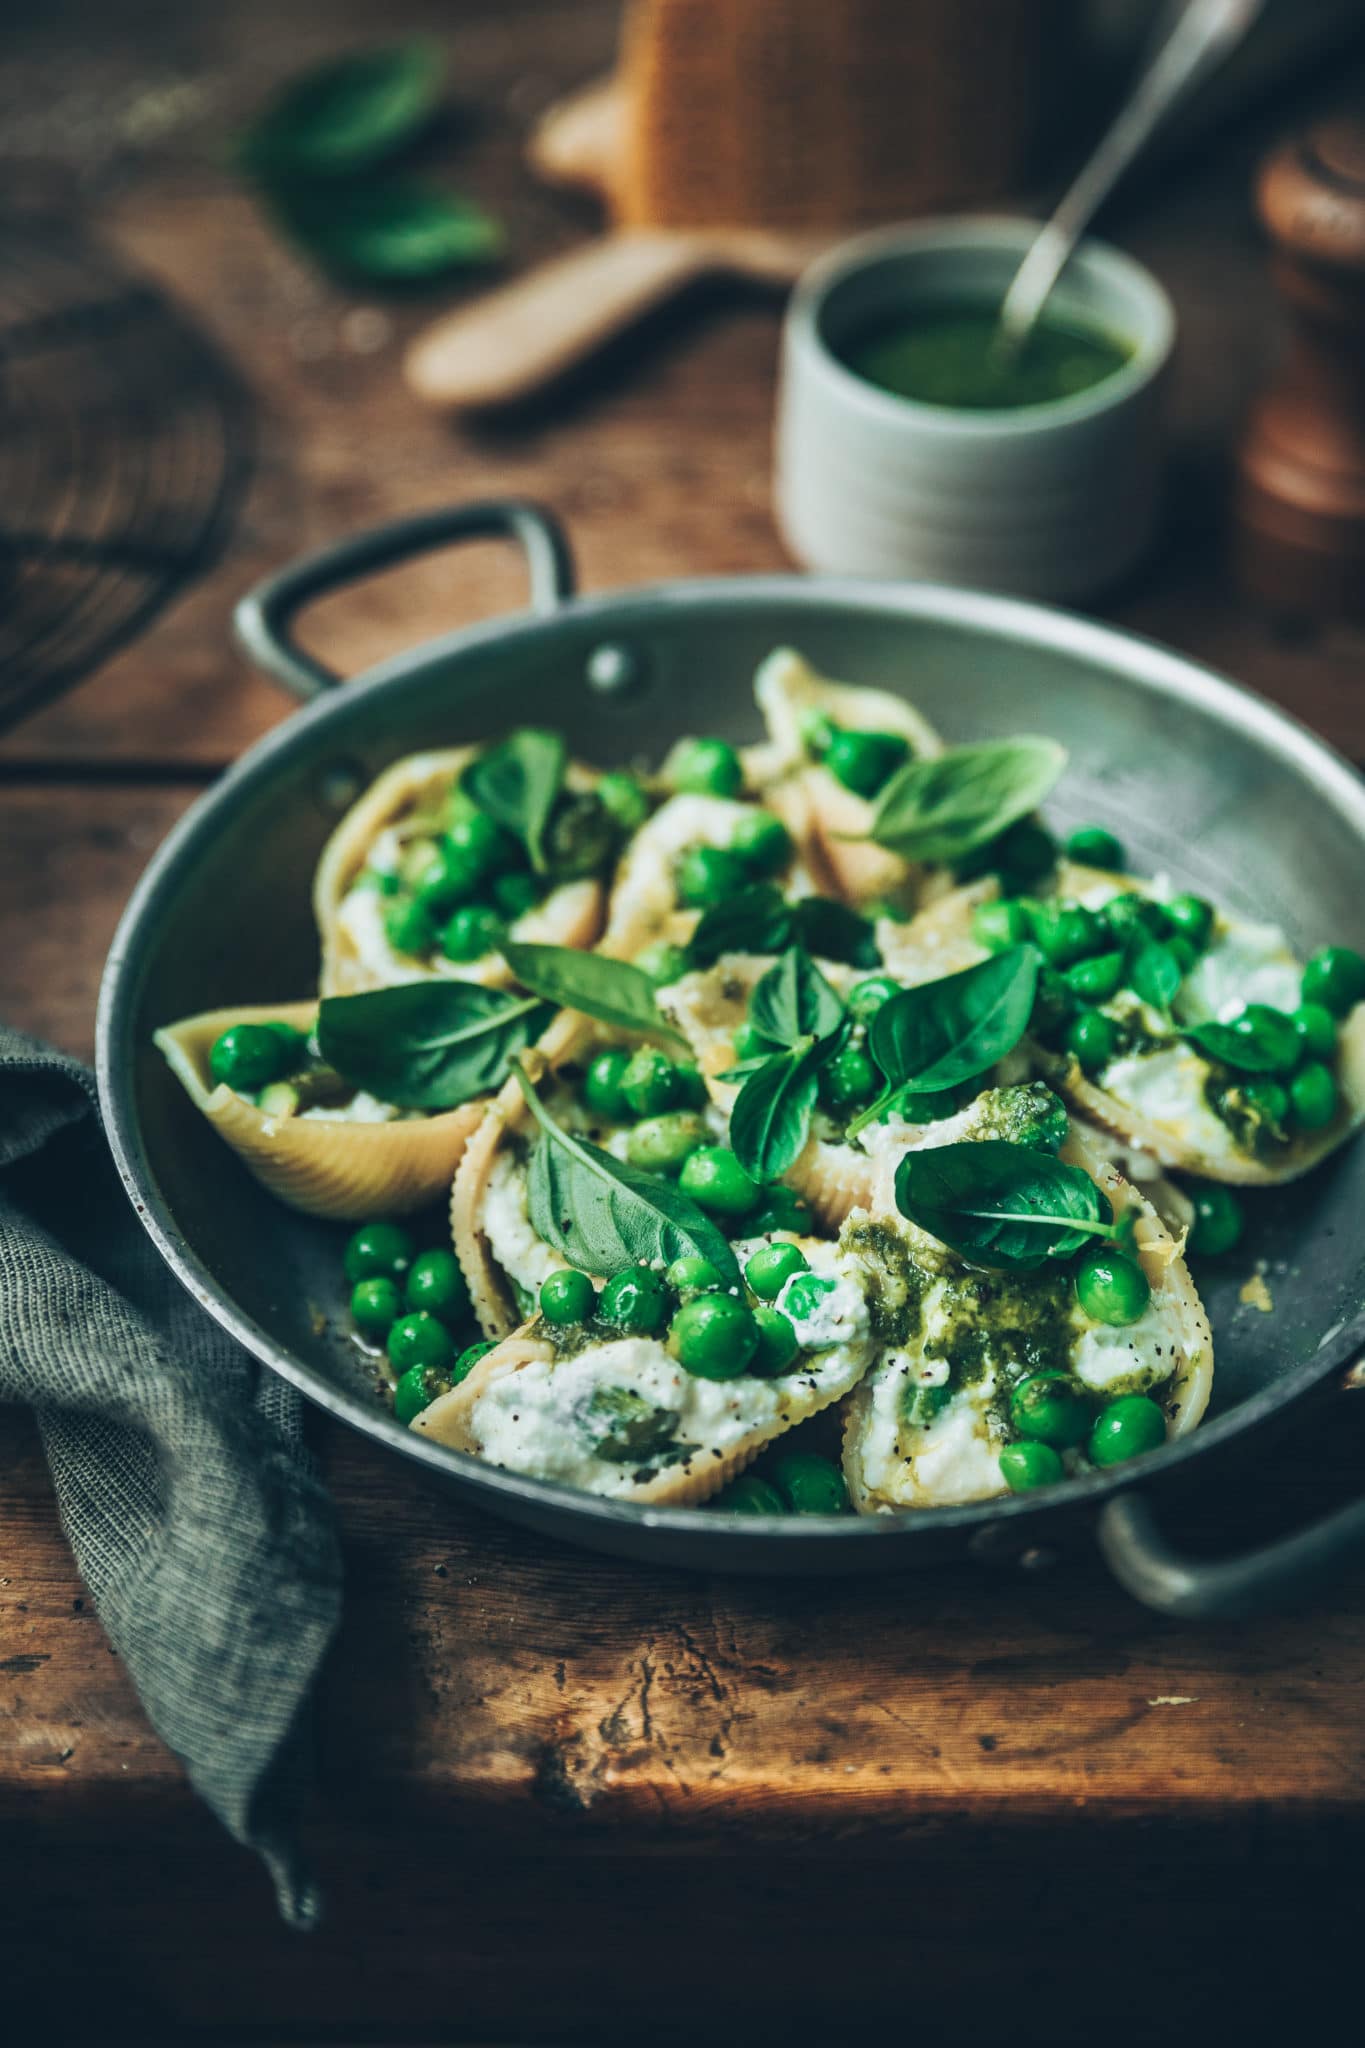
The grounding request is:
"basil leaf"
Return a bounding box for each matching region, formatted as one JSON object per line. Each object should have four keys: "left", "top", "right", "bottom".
{"left": 749, "top": 947, "right": 845, "bottom": 1047}
{"left": 867, "top": 737, "right": 1067, "bottom": 864}
{"left": 729, "top": 1037, "right": 825, "bottom": 1182}
{"left": 502, "top": 941, "right": 686, "bottom": 1046}
{"left": 1183, "top": 1019, "right": 1284, "bottom": 1074}
{"left": 790, "top": 896, "right": 881, "bottom": 968}
{"left": 688, "top": 883, "right": 793, "bottom": 967}
{"left": 238, "top": 42, "right": 445, "bottom": 180}
{"left": 514, "top": 1066, "right": 739, "bottom": 1284}
{"left": 849, "top": 946, "right": 1039, "bottom": 1136}
{"left": 277, "top": 181, "right": 503, "bottom": 283}
{"left": 318, "top": 983, "right": 548, "bottom": 1110}
{"left": 1129, "top": 940, "right": 1182, "bottom": 1013}
{"left": 462, "top": 730, "right": 566, "bottom": 874}
{"left": 894, "top": 1141, "right": 1116, "bottom": 1271}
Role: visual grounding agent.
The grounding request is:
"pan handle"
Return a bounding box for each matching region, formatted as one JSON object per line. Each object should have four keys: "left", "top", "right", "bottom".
{"left": 1098, "top": 1485, "right": 1365, "bottom": 1618}
{"left": 233, "top": 499, "right": 576, "bottom": 699}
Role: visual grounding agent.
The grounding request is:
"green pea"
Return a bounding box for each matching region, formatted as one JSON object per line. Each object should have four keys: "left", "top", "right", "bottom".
{"left": 718, "top": 1475, "right": 786, "bottom": 1514}
{"left": 1065, "top": 826, "right": 1124, "bottom": 871}
{"left": 596, "top": 771, "right": 650, "bottom": 832}
{"left": 1289, "top": 1060, "right": 1339, "bottom": 1130}
{"left": 669, "top": 1292, "right": 758, "bottom": 1378}
{"left": 676, "top": 844, "right": 749, "bottom": 909}
{"left": 583, "top": 1048, "right": 632, "bottom": 1121}
{"left": 1302, "top": 945, "right": 1365, "bottom": 1018}
{"left": 539, "top": 1268, "right": 596, "bottom": 1325}
{"left": 1000, "top": 1441, "right": 1064, "bottom": 1492}
{"left": 414, "top": 842, "right": 481, "bottom": 913}
{"left": 392, "top": 1361, "right": 449, "bottom": 1426}
{"left": 847, "top": 973, "right": 901, "bottom": 1021}
{"left": 1063, "top": 950, "right": 1126, "bottom": 1004}
{"left": 451, "top": 1338, "right": 498, "bottom": 1385}
{"left": 1291, "top": 1002, "right": 1338, "bottom": 1060}
{"left": 817, "top": 1046, "right": 879, "bottom": 1116}
{"left": 1187, "top": 1184, "right": 1244, "bottom": 1258}
{"left": 448, "top": 808, "right": 517, "bottom": 879}
{"left": 1231, "top": 1004, "right": 1301, "bottom": 1074}
{"left": 778, "top": 1270, "right": 839, "bottom": 1336}
{"left": 387, "top": 1311, "right": 457, "bottom": 1375}
{"left": 620, "top": 1046, "right": 682, "bottom": 1117}
{"left": 1101, "top": 893, "right": 1171, "bottom": 944}
{"left": 749, "top": 1305, "right": 800, "bottom": 1377}
{"left": 972, "top": 899, "right": 1032, "bottom": 952}
{"left": 769, "top": 1450, "right": 848, "bottom": 1513}
{"left": 1010, "top": 1373, "right": 1092, "bottom": 1449}
{"left": 351, "top": 1276, "right": 402, "bottom": 1340}
{"left": 675, "top": 1061, "right": 709, "bottom": 1109}
{"left": 635, "top": 941, "right": 694, "bottom": 987}
{"left": 746, "top": 1241, "right": 810, "bottom": 1301}
{"left": 730, "top": 810, "right": 793, "bottom": 876}
{"left": 1065, "top": 1009, "right": 1119, "bottom": 1076}
{"left": 799, "top": 710, "right": 835, "bottom": 758}
{"left": 824, "top": 728, "right": 910, "bottom": 798}
{"left": 1089, "top": 1394, "right": 1167, "bottom": 1468}
{"left": 440, "top": 903, "right": 504, "bottom": 963}
{"left": 748, "top": 1185, "right": 812, "bottom": 1235}
{"left": 1031, "top": 901, "right": 1106, "bottom": 968}
{"left": 492, "top": 871, "right": 542, "bottom": 920}
{"left": 1167, "top": 936, "right": 1199, "bottom": 976}
{"left": 733, "top": 1020, "right": 773, "bottom": 1061}
{"left": 626, "top": 1111, "right": 709, "bottom": 1174}
{"left": 598, "top": 1265, "right": 670, "bottom": 1336}
{"left": 665, "top": 1255, "right": 723, "bottom": 1298}
{"left": 344, "top": 1220, "right": 415, "bottom": 1285}
{"left": 670, "top": 737, "right": 744, "bottom": 799}
{"left": 679, "top": 1145, "right": 761, "bottom": 1216}
{"left": 1074, "top": 1247, "right": 1150, "bottom": 1327}
{"left": 1164, "top": 893, "right": 1214, "bottom": 948}
{"left": 994, "top": 818, "right": 1058, "bottom": 885}
{"left": 208, "top": 1022, "right": 302, "bottom": 1092}
{"left": 405, "top": 1249, "right": 470, "bottom": 1324}
{"left": 382, "top": 895, "right": 435, "bottom": 957}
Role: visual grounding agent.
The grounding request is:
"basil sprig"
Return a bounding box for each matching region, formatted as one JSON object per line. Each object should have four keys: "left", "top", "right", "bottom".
{"left": 317, "top": 983, "right": 550, "bottom": 1110}
{"left": 866, "top": 737, "right": 1066, "bottom": 865}
{"left": 1183, "top": 1017, "right": 1284, "bottom": 1074}
{"left": 1128, "top": 939, "right": 1183, "bottom": 1015}
{"left": 502, "top": 941, "right": 687, "bottom": 1046}
{"left": 462, "top": 729, "right": 566, "bottom": 874}
{"left": 895, "top": 1142, "right": 1117, "bottom": 1271}
{"left": 847, "top": 945, "right": 1039, "bottom": 1137}
{"left": 238, "top": 42, "right": 446, "bottom": 180}
{"left": 514, "top": 1065, "right": 739, "bottom": 1284}
{"left": 726, "top": 949, "right": 848, "bottom": 1181}
{"left": 689, "top": 884, "right": 878, "bottom": 969}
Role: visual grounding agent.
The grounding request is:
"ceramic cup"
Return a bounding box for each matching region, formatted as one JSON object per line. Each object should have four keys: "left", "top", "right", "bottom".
{"left": 774, "top": 217, "right": 1177, "bottom": 603}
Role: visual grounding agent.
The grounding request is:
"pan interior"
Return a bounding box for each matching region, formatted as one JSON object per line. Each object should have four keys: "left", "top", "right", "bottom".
{"left": 109, "top": 585, "right": 1365, "bottom": 1497}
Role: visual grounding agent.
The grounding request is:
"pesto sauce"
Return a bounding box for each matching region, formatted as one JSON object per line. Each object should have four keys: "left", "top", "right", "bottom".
{"left": 924, "top": 1268, "right": 1076, "bottom": 1396}
{"left": 839, "top": 1216, "right": 926, "bottom": 1347}
{"left": 844, "top": 301, "right": 1132, "bottom": 412}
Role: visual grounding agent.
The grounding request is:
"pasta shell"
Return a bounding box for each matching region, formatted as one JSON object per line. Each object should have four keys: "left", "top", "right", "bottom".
{"left": 449, "top": 1009, "right": 602, "bottom": 1339}
{"left": 416, "top": 1233, "right": 872, "bottom": 1503}
{"left": 154, "top": 1001, "right": 484, "bottom": 1219}
{"left": 885, "top": 864, "right": 1365, "bottom": 1186}
{"left": 314, "top": 747, "right": 605, "bottom": 995}
{"left": 841, "top": 1137, "right": 1213, "bottom": 1514}
{"left": 752, "top": 647, "right": 944, "bottom": 912}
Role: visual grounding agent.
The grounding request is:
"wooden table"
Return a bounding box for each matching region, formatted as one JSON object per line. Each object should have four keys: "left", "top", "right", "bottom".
{"left": 5, "top": 7, "right": 1365, "bottom": 2040}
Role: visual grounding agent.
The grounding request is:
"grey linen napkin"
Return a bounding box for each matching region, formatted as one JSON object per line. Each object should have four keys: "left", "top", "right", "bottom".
{"left": 0, "top": 1024, "right": 342, "bottom": 1927}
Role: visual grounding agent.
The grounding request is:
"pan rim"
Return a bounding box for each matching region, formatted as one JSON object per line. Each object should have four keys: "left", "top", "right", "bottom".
{"left": 97, "top": 570, "right": 1365, "bottom": 1545}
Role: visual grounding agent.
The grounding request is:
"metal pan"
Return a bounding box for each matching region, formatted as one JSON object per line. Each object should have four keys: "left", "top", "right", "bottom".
{"left": 97, "top": 499, "right": 1365, "bottom": 1610}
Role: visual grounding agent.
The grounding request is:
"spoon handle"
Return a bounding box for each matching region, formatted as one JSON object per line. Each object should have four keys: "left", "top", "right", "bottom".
{"left": 997, "top": 0, "right": 1266, "bottom": 350}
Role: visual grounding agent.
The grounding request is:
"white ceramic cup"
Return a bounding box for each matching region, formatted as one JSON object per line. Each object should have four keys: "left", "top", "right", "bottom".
{"left": 775, "top": 217, "right": 1177, "bottom": 604}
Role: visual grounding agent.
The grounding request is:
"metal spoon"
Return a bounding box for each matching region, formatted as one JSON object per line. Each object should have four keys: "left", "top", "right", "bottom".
{"left": 995, "top": 0, "right": 1266, "bottom": 359}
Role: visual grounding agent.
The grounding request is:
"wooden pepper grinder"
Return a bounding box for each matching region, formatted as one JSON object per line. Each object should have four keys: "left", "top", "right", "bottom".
{"left": 1235, "top": 117, "right": 1365, "bottom": 620}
